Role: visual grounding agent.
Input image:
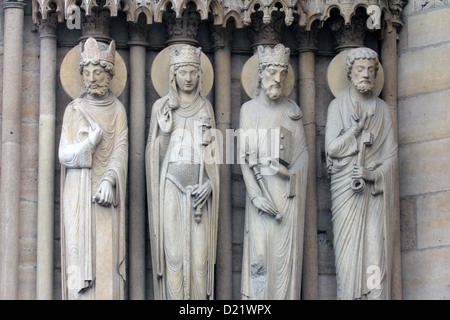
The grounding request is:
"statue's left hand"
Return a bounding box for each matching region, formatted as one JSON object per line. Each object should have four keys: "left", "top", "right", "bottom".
{"left": 269, "top": 159, "right": 290, "bottom": 179}
{"left": 94, "top": 180, "right": 114, "bottom": 206}
{"left": 193, "top": 180, "right": 212, "bottom": 209}
{"left": 352, "top": 165, "right": 375, "bottom": 182}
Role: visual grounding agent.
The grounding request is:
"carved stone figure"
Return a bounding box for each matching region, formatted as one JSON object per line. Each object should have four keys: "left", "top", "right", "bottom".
{"left": 325, "top": 47, "right": 398, "bottom": 300}
{"left": 59, "top": 37, "right": 128, "bottom": 300}
{"left": 146, "top": 45, "right": 219, "bottom": 300}
{"left": 239, "top": 44, "right": 308, "bottom": 300}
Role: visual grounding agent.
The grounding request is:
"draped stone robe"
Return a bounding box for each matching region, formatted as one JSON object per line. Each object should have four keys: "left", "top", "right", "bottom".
{"left": 239, "top": 96, "right": 308, "bottom": 300}
{"left": 59, "top": 92, "right": 128, "bottom": 300}
{"left": 325, "top": 89, "right": 398, "bottom": 300}
{"left": 146, "top": 93, "right": 219, "bottom": 300}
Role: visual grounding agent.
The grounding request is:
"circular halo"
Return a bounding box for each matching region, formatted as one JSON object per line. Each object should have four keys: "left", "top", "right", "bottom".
{"left": 241, "top": 54, "right": 295, "bottom": 99}
{"left": 151, "top": 44, "right": 214, "bottom": 97}
{"left": 327, "top": 49, "right": 384, "bottom": 98}
{"left": 60, "top": 44, "right": 127, "bottom": 100}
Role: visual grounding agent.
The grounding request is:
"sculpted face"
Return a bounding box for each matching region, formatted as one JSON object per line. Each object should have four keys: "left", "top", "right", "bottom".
{"left": 175, "top": 64, "right": 200, "bottom": 94}
{"left": 82, "top": 63, "right": 111, "bottom": 98}
{"left": 350, "top": 59, "right": 377, "bottom": 94}
{"left": 260, "top": 64, "right": 288, "bottom": 100}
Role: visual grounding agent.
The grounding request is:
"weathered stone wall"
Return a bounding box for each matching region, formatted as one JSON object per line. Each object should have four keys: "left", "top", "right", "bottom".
{"left": 397, "top": 0, "right": 450, "bottom": 299}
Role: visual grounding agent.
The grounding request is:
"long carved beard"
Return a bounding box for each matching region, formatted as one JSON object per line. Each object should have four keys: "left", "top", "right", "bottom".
{"left": 352, "top": 79, "right": 375, "bottom": 94}
{"left": 85, "top": 79, "right": 111, "bottom": 97}
{"left": 261, "top": 83, "right": 283, "bottom": 100}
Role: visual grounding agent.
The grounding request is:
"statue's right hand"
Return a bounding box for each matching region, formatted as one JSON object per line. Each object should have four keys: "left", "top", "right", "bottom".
{"left": 88, "top": 123, "right": 103, "bottom": 150}
{"left": 350, "top": 112, "right": 368, "bottom": 137}
{"left": 157, "top": 105, "right": 173, "bottom": 133}
{"left": 252, "top": 196, "right": 278, "bottom": 216}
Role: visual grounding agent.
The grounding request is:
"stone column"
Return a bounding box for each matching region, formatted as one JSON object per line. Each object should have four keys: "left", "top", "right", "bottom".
{"left": 211, "top": 25, "right": 232, "bottom": 300}
{"left": 296, "top": 28, "right": 319, "bottom": 300}
{"left": 381, "top": 18, "right": 402, "bottom": 300}
{"left": 0, "top": 0, "right": 26, "bottom": 300}
{"left": 127, "top": 19, "right": 149, "bottom": 300}
{"left": 36, "top": 15, "right": 58, "bottom": 300}
{"left": 382, "top": 24, "right": 399, "bottom": 141}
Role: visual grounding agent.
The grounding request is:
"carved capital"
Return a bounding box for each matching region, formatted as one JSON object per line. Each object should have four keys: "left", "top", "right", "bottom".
{"left": 330, "top": 10, "right": 367, "bottom": 52}
{"left": 294, "top": 23, "right": 319, "bottom": 52}
{"left": 388, "top": 0, "right": 408, "bottom": 28}
{"left": 211, "top": 25, "right": 233, "bottom": 50}
{"left": 37, "top": 11, "right": 59, "bottom": 38}
{"left": 128, "top": 17, "right": 150, "bottom": 45}
{"left": 80, "top": 7, "right": 112, "bottom": 43}
{"left": 163, "top": 2, "right": 200, "bottom": 46}
{"left": 249, "top": 10, "right": 284, "bottom": 48}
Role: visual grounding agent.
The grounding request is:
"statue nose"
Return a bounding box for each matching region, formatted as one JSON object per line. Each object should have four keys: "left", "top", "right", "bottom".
{"left": 274, "top": 73, "right": 282, "bottom": 83}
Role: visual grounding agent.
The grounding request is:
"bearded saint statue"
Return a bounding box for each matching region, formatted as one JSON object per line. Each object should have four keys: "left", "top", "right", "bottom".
{"left": 325, "top": 47, "right": 398, "bottom": 300}
{"left": 239, "top": 44, "right": 308, "bottom": 300}
{"left": 146, "top": 45, "right": 219, "bottom": 300}
{"left": 59, "top": 37, "right": 128, "bottom": 300}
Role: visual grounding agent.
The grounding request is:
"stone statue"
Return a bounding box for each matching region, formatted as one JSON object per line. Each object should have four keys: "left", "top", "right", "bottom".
{"left": 146, "top": 45, "right": 220, "bottom": 300}
{"left": 325, "top": 47, "right": 398, "bottom": 300}
{"left": 239, "top": 44, "right": 308, "bottom": 300}
{"left": 59, "top": 37, "right": 128, "bottom": 300}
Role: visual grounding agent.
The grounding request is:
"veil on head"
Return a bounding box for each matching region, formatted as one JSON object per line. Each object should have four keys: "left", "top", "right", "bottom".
{"left": 168, "top": 45, "right": 204, "bottom": 109}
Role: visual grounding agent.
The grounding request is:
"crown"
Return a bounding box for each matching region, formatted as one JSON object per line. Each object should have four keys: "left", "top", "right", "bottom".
{"left": 170, "top": 45, "right": 201, "bottom": 66}
{"left": 257, "top": 43, "right": 290, "bottom": 67}
{"left": 80, "top": 37, "right": 115, "bottom": 65}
